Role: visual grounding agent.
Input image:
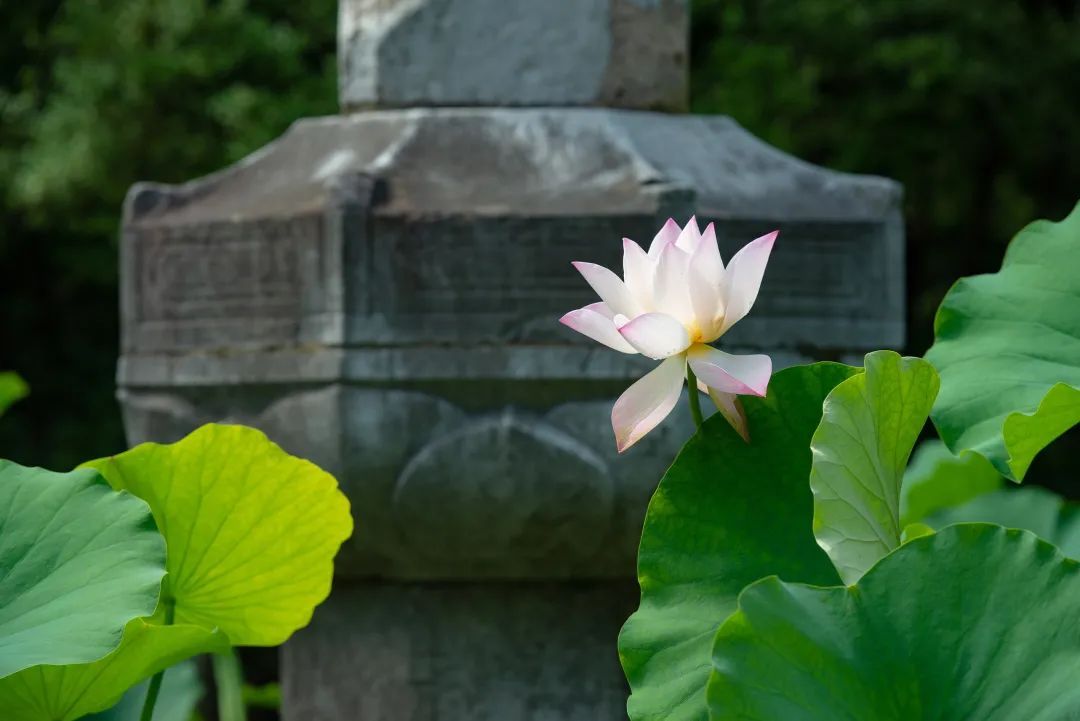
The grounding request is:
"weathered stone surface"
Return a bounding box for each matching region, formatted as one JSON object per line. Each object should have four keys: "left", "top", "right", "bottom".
{"left": 120, "top": 108, "right": 903, "bottom": 364}
{"left": 121, "top": 385, "right": 694, "bottom": 579}
{"left": 282, "top": 581, "right": 636, "bottom": 721}
{"left": 119, "top": 106, "right": 905, "bottom": 581}
{"left": 338, "top": 0, "right": 688, "bottom": 111}
{"left": 117, "top": 104, "right": 906, "bottom": 721}
{"left": 393, "top": 413, "right": 613, "bottom": 565}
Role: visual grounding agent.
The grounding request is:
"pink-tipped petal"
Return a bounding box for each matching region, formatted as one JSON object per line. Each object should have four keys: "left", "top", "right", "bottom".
{"left": 622, "top": 238, "right": 654, "bottom": 309}
{"left": 652, "top": 242, "right": 695, "bottom": 326}
{"left": 707, "top": 388, "right": 751, "bottom": 442}
{"left": 647, "top": 218, "right": 681, "bottom": 262}
{"left": 612, "top": 355, "right": 686, "bottom": 452}
{"left": 688, "top": 223, "right": 725, "bottom": 339}
{"left": 560, "top": 302, "right": 638, "bottom": 354}
{"left": 720, "top": 230, "right": 777, "bottom": 333}
{"left": 675, "top": 216, "right": 703, "bottom": 253}
{"left": 694, "top": 223, "right": 724, "bottom": 277}
{"left": 687, "top": 344, "right": 772, "bottom": 397}
{"left": 618, "top": 312, "right": 691, "bottom": 360}
{"left": 572, "top": 261, "right": 642, "bottom": 319}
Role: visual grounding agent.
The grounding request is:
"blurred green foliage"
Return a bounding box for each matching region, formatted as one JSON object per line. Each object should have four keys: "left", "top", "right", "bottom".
{"left": 0, "top": 0, "right": 337, "bottom": 468}
{"left": 0, "top": 372, "right": 29, "bottom": 416}
{"left": 1, "top": 0, "right": 1078, "bottom": 474}
{"left": 690, "top": 0, "right": 1080, "bottom": 352}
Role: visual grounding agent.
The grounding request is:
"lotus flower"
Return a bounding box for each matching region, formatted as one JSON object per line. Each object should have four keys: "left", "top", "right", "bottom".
{"left": 560, "top": 218, "right": 776, "bottom": 451}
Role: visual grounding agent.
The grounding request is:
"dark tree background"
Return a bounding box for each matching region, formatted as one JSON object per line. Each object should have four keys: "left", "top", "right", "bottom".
{"left": 0, "top": 0, "right": 338, "bottom": 469}
{"left": 2, "top": 0, "right": 1078, "bottom": 478}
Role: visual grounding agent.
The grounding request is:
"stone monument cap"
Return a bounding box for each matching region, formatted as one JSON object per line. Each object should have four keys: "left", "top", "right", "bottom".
{"left": 338, "top": 0, "right": 689, "bottom": 111}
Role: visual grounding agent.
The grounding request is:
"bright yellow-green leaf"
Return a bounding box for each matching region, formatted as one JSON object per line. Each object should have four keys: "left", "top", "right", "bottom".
{"left": 0, "top": 619, "right": 226, "bottom": 721}
{"left": 83, "top": 423, "right": 353, "bottom": 646}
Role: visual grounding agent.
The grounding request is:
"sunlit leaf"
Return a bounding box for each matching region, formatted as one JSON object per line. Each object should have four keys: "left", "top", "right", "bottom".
{"left": 0, "top": 462, "right": 164, "bottom": 679}
{"left": 83, "top": 423, "right": 353, "bottom": 645}
{"left": 0, "top": 618, "right": 226, "bottom": 721}
{"left": 810, "top": 351, "right": 938, "bottom": 583}
{"left": 619, "top": 364, "right": 855, "bottom": 721}
{"left": 709, "top": 524, "right": 1080, "bottom": 720}
{"left": 926, "top": 202, "right": 1080, "bottom": 480}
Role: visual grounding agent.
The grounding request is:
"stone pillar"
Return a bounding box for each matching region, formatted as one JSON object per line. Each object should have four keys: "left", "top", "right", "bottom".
{"left": 337, "top": 0, "right": 689, "bottom": 111}
{"left": 117, "top": 2, "right": 904, "bottom": 720}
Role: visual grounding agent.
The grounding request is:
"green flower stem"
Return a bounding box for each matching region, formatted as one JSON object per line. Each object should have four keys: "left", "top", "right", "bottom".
{"left": 139, "top": 598, "right": 175, "bottom": 721}
{"left": 686, "top": 365, "right": 705, "bottom": 429}
{"left": 213, "top": 647, "right": 248, "bottom": 721}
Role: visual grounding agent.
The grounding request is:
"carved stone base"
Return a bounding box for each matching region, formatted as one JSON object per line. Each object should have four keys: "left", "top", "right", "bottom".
{"left": 282, "top": 581, "right": 637, "bottom": 721}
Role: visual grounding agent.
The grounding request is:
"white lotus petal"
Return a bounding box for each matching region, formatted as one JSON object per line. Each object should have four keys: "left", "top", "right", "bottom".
{"left": 572, "top": 261, "right": 642, "bottom": 318}
{"left": 687, "top": 344, "right": 772, "bottom": 397}
{"left": 707, "top": 387, "right": 751, "bottom": 442}
{"left": 720, "top": 230, "right": 778, "bottom": 333}
{"left": 652, "top": 243, "right": 695, "bottom": 326}
{"left": 647, "top": 218, "right": 681, "bottom": 262}
{"left": 688, "top": 222, "right": 725, "bottom": 340}
{"left": 611, "top": 355, "right": 686, "bottom": 452}
{"left": 622, "top": 238, "right": 654, "bottom": 310}
{"left": 618, "top": 312, "right": 691, "bottom": 360}
{"left": 694, "top": 223, "right": 724, "bottom": 278}
{"left": 675, "top": 216, "right": 703, "bottom": 253}
{"left": 560, "top": 302, "right": 637, "bottom": 354}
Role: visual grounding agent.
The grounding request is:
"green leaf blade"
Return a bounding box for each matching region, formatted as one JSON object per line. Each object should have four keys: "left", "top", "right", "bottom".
{"left": 899, "top": 440, "right": 1003, "bottom": 527}
{"left": 0, "top": 619, "right": 227, "bottom": 721}
{"left": 0, "top": 462, "right": 166, "bottom": 679}
{"left": 926, "top": 486, "right": 1080, "bottom": 559}
{"left": 809, "top": 351, "right": 939, "bottom": 584}
{"left": 709, "top": 524, "right": 1080, "bottom": 721}
{"left": 83, "top": 423, "right": 353, "bottom": 646}
{"left": 927, "top": 202, "right": 1080, "bottom": 481}
{"left": 619, "top": 363, "right": 856, "bottom": 721}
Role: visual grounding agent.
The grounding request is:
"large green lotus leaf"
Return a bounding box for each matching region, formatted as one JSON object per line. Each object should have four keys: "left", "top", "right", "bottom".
{"left": 926, "top": 202, "right": 1080, "bottom": 481}
{"left": 898, "top": 447, "right": 1077, "bottom": 555}
{"left": 85, "top": 659, "right": 203, "bottom": 721}
{"left": 619, "top": 363, "right": 856, "bottom": 721}
{"left": 899, "top": 440, "right": 1003, "bottom": 527}
{"left": 809, "top": 351, "right": 939, "bottom": 584}
{"left": 0, "top": 618, "right": 226, "bottom": 721}
{"left": 0, "top": 462, "right": 165, "bottom": 679}
{"left": 83, "top": 423, "right": 353, "bottom": 646}
{"left": 709, "top": 523, "right": 1080, "bottom": 721}
{"left": 927, "top": 486, "right": 1080, "bottom": 558}
{"left": 0, "top": 372, "right": 28, "bottom": 416}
